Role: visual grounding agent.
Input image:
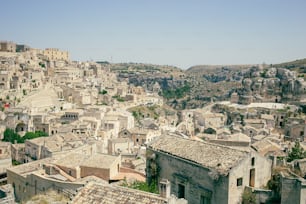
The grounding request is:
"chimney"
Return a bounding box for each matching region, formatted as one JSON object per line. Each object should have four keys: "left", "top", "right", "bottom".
{"left": 159, "top": 179, "right": 170, "bottom": 199}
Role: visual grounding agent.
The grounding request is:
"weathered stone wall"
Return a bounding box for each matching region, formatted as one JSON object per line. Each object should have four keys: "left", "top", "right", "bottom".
{"left": 7, "top": 169, "right": 83, "bottom": 202}
{"left": 56, "top": 164, "right": 77, "bottom": 178}
{"left": 228, "top": 151, "right": 272, "bottom": 204}
{"left": 147, "top": 149, "right": 229, "bottom": 204}
{"left": 80, "top": 166, "right": 109, "bottom": 180}
{"left": 281, "top": 177, "right": 302, "bottom": 204}
{"left": 109, "top": 155, "right": 121, "bottom": 179}
{"left": 108, "top": 139, "right": 133, "bottom": 155}
{"left": 0, "top": 158, "right": 12, "bottom": 174}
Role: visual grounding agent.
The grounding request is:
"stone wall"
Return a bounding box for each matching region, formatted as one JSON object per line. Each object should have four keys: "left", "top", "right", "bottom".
{"left": 7, "top": 169, "right": 83, "bottom": 202}
{"left": 147, "top": 149, "right": 229, "bottom": 204}
{"left": 80, "top": 166, "right": 109, "bottom": 181}
{"left": 0, "top": 158, "right": 12, "bottom": 174}
{"left": 229, "top": 151, "right": 272, "bottom": 204}
{"left": 281, "top": 176, "right": 306, "bottom": 204}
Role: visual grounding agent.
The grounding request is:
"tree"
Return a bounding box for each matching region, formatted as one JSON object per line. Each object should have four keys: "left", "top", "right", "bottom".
{"left": 2, "top": 128, "right": 48, "bottom": 144}
{"left": 267, "top": 173, "right": 281, "bottom": 203}
{"left": 242, "top": 188, "right": 256, "bottom": 204}
{"left": 204, "top": 128, "right": 216, "bottom": 134}
{"left": 287, "top": 141, "right": 306, "bottom": 162}
{"left": 99, "top": 90, "right": 107, "bottom": 95}
{"left": 2, "top": 128, "right": 22, "bottom": 143}
{"left": 23, "top": 131, "right": 48, "bottom": 141}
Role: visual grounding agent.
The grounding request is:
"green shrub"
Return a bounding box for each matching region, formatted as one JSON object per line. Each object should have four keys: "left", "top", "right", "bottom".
{"left": 121, "top": 180, "right": 158, "bottom": 194}
{"left": 2, "top": 128, "right": 48, "bottom": 143}
{"left": 242, "top": 189, "right": 256, "bottom": 204}
{"left": 287, "top": 141, "right": 306, "bottom": 162}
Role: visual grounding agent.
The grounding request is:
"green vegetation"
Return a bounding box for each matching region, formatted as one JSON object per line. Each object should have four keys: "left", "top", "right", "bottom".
{"left": 38, "top": 62, "right": 46, "bottom": 68}
{"left": 99, "top": 89, "right": 108, "bottom": 95}
{"left": 112, "top": 95, "right": 125, "bottom": 102}
{"left": 2, "top": 128, "right": 48, "bottom": 144}
{"left": 12, "top": 160, "right": 22, "bottom": 166}
{"left": 130, "top": 105, "right": 160, "bottom": 122}
{"left": 162, "top": 84, "right": 191, "bottom": 99}
{"left": 242, "top": 188, "right": 256, "bottom": 204}
{"left": 121, "top": 180, "right": 158, "bottom": 194}
{"left": 260, "top": 69, "right": 268, "bottom": 78}
{"left": 267, "top": 173, "right": 281, "bottom": 203}
{"left": 23, "top": 89, "right": 27, "bottom": 95}
{"left": 132, "top": 111, "right": 141, "bottom": 121}
{"left": 203, "top": 128, "right": 216, "bottom": 134}
{"left": 287, "top": 141, "right": 306, "bottom": 162}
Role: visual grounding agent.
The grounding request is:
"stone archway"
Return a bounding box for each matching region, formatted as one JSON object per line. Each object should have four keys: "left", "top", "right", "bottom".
{"left": 15, "top": 122, "right": 27, "bottom": 132}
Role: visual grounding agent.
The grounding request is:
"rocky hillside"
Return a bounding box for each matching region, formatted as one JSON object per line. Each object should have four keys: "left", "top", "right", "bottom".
{"left": 236, "top": 66, "right": 306, "bottom": 103}
{"left": 109, "top": 63, "right": 186, "bottom": 90}
{"left": 274, "top": 58, "right": 306, "bottom": 70}
{"left": 108, "top": 59, "right": 306, "bottom": 110}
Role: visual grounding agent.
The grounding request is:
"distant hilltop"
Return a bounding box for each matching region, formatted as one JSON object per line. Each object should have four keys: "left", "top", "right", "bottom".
{"left": 274, "top": 58, "right": 306, "bottom": 69}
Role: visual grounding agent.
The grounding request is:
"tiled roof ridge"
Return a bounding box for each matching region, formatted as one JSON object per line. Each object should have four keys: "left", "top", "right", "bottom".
{"left": 158, "top": 134, "right": 249, "bottom": 153}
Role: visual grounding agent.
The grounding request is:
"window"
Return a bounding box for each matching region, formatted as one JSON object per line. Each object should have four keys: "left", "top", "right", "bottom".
{"left": 200, "top": 195, "right": 211, "bottom": 204}
{"left": 251, "top": 157, "right": 255, "bottom": 166}
{"left": 237, "top": 178, "right": 243, "bottom": 186}
{"left": 178, "top": 184, "right": 185, "bottom": 199}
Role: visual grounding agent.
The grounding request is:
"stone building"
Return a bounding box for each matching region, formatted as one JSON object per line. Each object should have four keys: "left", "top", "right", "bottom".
{"left": 53, "top": 152, "right": 121, "bottom": 181}
{"left": 147, "top": 135, "right": 272, "bottom": 204}
{"left": 16, "top": 44, "right": 31, "bottom": 52}
{"left": 43, "top": 48, "right": 69, "bottom": 61}
{"left": 230, "top": 92, "right": 239, "bottom": 104}
{"left": 24, "top": 133, "right": 86, "bottom": 161}
{"left": 7, "top": 151, "right": 121, "bottom": 202}
{"left": 284, "top": 117, "right": 306, "bottom": 141}
{"left": 0, "top": 41, "right": 16, "bottom": 52}
{"left": 119, "top": 127, "right": 161, "bottom": 146}
{"left": 0, "top": 70, "right": 11, "bottom": 90}
{"left": 108, "top": 137, "right": 134, "bottom": 155}
{"left": 11, "top": 143, "right": 25, "bottom": 164}
{"left": 0, "top": 142, "right": 12, "bottom": 174}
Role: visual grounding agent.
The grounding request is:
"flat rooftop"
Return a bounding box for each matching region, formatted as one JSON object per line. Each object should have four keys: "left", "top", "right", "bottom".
{"left": 54, "top": 153, "right": 118, "bottom": 169}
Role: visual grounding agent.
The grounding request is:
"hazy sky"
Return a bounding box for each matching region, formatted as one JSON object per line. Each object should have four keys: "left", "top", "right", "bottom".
{"left": 1, "top": 0, "right": 306, "bottom": 69}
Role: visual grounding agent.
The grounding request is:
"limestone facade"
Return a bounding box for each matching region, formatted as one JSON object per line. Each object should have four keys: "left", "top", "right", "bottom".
{"left": 43, "top": 48, "right": 69, "bottom": 61}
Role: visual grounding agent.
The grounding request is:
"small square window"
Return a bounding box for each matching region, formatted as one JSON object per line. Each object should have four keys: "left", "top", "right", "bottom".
{"left": 237, "top": 178, "right": 243, "bottom": 186}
